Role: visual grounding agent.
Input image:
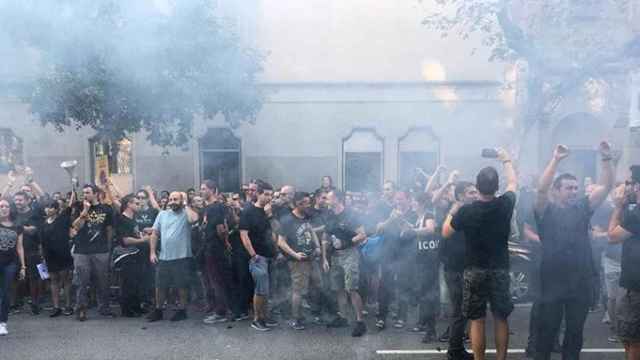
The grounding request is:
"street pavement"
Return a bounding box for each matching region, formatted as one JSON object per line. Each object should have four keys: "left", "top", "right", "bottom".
{"left": 0, "top": 304, "right": 624, "bottom": 360}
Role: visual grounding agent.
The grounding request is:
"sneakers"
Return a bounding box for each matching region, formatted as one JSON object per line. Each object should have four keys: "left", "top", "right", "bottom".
{"left": 289, "top": 319, "right": 305, "bottom": 330}
{"left": 352, "top": 321, "right": 367, "bottom": 337}
{"left": 421, "top": 329, "right": 438, "bottom": 344}
{"left": 99, "top": 309, "right": 116, "bottom": 318}
{"left": 608, "top": 336, "right": 619, "bottom": 343}
{"left": 393, "top": 319, "right": 405, "bottom": 329}
{"left": 447, "top": 350, "right": 474, "bottom": 360}
{"left": 602, "top": 311, "right": 611, "bottom": 324}
{"left": 438, "top": 327, "right": 450, "bottom": 342}
{"left": 407, "top": 325, "right": 426, "bottom": 334}
{"left": 30, "top": 303, "right": 40, "bottom": 315}
{"left": 63, "top": 307, "right": 74, "bottom": 316}
{"left": 76, "top": 307, "right": 88, "bottom": 322}
{"left": 233, "top": 313, "right": 250, "bottom": 322}
{"left": 49, "top": 308, "right": 62, "bottom": 318}
{"left": 525, "top": 345, "right": 535, "bottom": 358}
{"left": 204, "top": 313, "right": 228, "bottom": 324}
{"left": 301, "top": 299, "right": 311, "bottom": 310}
{"left": 326, "top": 316, "right": 349, "bottom": 328}
{"left": 264, "top": 318, "right": 279, "bottom": 327}
{"left": 170, "top": 309, "right": 187, "bottom": 322}
{"left": 0, "top": 323, "right": 7, "bottom": 336}
{"left": 312, "top": 316, "right": 325, "bottom": 325}
{"left": 251, "top": 320, "right": 271, "bottom": 332}
{"left": 375, "top": 318, "right": 386, "bottom": 330}
{"left": 147, "top": 309, "right": 164, "bottom": 322}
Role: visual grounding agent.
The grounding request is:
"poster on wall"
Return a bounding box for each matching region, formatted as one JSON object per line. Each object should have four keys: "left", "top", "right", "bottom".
{"left": 95, "top": 154, "right": 110, "bottom": 185}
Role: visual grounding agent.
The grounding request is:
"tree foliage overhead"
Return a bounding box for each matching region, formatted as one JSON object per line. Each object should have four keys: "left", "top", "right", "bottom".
{"left": 0, "top": 0, "right": 263, "bottom": 148}
{"left": 421, "top": 0, "right": 640, "bottom": 137}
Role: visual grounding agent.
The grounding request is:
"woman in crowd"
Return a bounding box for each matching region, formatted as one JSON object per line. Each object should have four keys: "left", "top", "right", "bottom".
{"left": 116, "top": 194, "right": 149, "bottom": 317}
{"left": 317, "top": 176, "right": 336, "bottom": 194}
{"left": 0, "top": 198, "right": 25, "bottom": 336}
{"left": 40, "top": 198, "right": 74, "bottom": 317}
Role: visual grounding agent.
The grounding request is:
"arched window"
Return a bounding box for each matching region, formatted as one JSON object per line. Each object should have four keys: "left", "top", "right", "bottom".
{"left": 397, "top": 127, "right": 440, "bottom": 191}
{"left": 199, "top": 128, "right": 241, "bottom": 193}
{"left": 342, "top": 128, "right": 384, "bottom": 193}
{"left": 0, "top": 129, "right": 23, "bottom": 174}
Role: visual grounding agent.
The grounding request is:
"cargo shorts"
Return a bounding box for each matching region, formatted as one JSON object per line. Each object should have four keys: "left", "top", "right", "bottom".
{"left": 330, "top": 247, "right": 360, "bottom": 292}
{"left": 463, "top": 268, "right": 513, "bottom": 320}
{"left": 617, "top": 288, "right": 640, "bottom": 344}
{"left": 288, "top": 260, "right": 322, "bottom": 297}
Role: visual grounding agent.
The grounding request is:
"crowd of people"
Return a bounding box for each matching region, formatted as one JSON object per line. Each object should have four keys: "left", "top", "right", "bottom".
{"left": 0, "top": 142, "right": 639, "bottom": 360}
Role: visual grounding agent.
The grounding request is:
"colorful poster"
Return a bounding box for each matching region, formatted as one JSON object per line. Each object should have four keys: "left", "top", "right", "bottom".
{"left": 95, "top": 154, "right": 110, "bottom": 185}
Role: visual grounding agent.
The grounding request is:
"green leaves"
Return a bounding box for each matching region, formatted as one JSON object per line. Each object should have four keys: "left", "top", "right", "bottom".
{"left": 7, "top": 0, "right": 263, "bottom": 147}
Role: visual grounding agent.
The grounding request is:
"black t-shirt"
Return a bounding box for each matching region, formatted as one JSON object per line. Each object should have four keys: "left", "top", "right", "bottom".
{"left": 307, "top": 207, "right": 329, "bottom": 229}
{"left": 279, "top": 212, "right": 316, "bottom": 257}
{"left": 451, "top": 191, "right": 516, "bottom": 270}
{"left": 0, "top": 223, "right": 23, "bottom": 266}
{"left": 116, "top": 214, "right": 142, "bottom": 249}
{"left": 441, "top": 230, "right": 466, "bottom": 273}
{"left": 135, "top": 207, "right": 159, "bottom": 231}
{"left": 40, "top": 209, "right": 72, "bottom": 259}
{"left": 15, "top": 208, "right": 43, "bottom": 256}
{"left": 204, "top": 202, "right": 226, "bottom": 254}
{"left": 325, "top": 208, "right": 362, "bottom": 250}
{"left": 416, "top": 212, "right": 439, "bottom": 263}
{"left": 239, "top": 203, "right": 274, "bottom": 258}
{"left": 536, "top": 196, "right": 595, "bottom": 299}
{"left": 620, "top": 206, "right": 640, "bottom": 291}
{"left": 74, "top": 204, "right": 114, "bottom": 254}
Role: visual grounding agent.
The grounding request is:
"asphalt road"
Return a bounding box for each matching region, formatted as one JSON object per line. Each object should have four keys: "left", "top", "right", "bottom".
{"left": 0, "top": 304, "right": 624, "bottom": 360}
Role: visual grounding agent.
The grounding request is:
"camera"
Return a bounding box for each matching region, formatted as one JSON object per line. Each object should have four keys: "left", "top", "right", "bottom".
{"left": 481, "top": 148, "right": 499, "bottom": 158}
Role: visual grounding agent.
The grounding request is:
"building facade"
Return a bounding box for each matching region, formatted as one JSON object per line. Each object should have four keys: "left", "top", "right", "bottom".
{"left": 0, "top": 0, "right": 637, "bottom": 194}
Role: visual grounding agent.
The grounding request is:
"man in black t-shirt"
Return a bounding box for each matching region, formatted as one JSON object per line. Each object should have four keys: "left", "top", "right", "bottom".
{"left": 200, "top": 180, "right": 233, "bottom": 325}
{"left": 277, "top": 192, "right": 321, "bottom": 330}
{"left": 533, "top": 143, "right": 614, "bottom": 360}
{"left": 439, "top": 181, "right": 477, "bottom": 360}
{"left": 323, "top": 190, "right": 367, "bottom": 337}
{"left": 14, "top": 191, "right": 44, "bottom": 315}
{"left": 71, "top": 184, "right": 114, "bottom": 321}
{"left": 443, "top": 148, "right": 517, "bottom": 360}
{"left": 375, "top": 190, "right": 418, "bottom": 331}
{"left": 608, "top": 169, "right": 640, "bottom": 358}
{"left": 240, "top": 180, "right": 278, "bottom": 332}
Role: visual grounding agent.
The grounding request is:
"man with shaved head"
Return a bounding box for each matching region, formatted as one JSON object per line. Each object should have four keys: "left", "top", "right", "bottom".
{"left": 147, "top": 191, "right": 199, "bottom": 322}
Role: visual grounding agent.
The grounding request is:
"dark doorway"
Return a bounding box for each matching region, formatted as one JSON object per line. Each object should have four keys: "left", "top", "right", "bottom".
{"left": 199, "top": 128, "right": 241, "bottom": 193}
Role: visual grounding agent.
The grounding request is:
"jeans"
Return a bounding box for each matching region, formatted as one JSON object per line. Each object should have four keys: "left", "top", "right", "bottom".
{"left": 415, "top": 262, "right": 439, "bottom": 328}
{"left": 0, "top": 262, "right": 17, "bottom": 323}
{"left": 445, "top": 271, "right": 467, "bottom": 353}
{"left": 230, "top": 247, "right": 253, "bottom": 316}
{"left": 120, "top": 256, "right": 145, "bottom": 313}
{"left": 73, "top": 253, "right": 110, "bottom": 312}
{"left": 535, "top": 295, "right": 590, "bottom": 360}
{"left": 249, "top": 255, "right": 270, "bottom": 297}
{"left": 205, "top": 253, "right": 231, "bottom": 316}
{"left": 378, "top": 258, "right": 404, "bottom": 321}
